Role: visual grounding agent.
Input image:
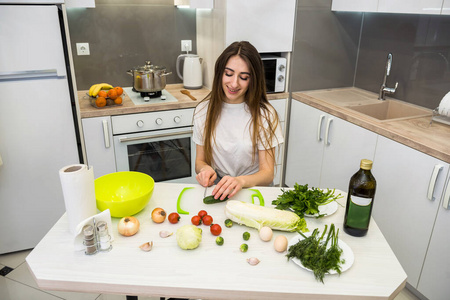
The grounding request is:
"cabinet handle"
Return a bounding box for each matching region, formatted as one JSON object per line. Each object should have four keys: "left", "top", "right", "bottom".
{"left": 317, "top": 115, "right": 325, "bottom": 141}
{"left": 443, "top": 178, "right": 450, "bottom": 210}
{"left": 427, "top": 165, "right": 443, "bottom": 201}
{"left": 324, "top": 118, "right": 333, "bottom": 145}
{"left": 102, "top": 119, "right": 110, "bottom": 148}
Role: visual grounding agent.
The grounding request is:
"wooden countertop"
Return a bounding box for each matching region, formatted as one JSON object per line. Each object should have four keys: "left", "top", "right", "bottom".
{"left": 79, "top": 83, "right": 289, "bottom": 118}
{"left": 26, "top": 183, "right": 406, "bottom": 300}
{"left": 293, "top": 87, "right": 450, "bottom": 163}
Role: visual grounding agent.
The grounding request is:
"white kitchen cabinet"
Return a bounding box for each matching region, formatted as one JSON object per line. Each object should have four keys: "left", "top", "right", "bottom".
{"left": 417, "top": 175, "right": 450, "bottom": 300}
{"left": 331, "top": 0, "right": 378, "bottom": 12}
{"left": 443, "top": 0, "right": 450, "bottom": 14}
{"left": 378, "top": 0, "right": 442, "bottom": 14}
{"left": 372, "top": 135, "right": 450, "bottom": 289}
{"left": 285, "top": 100, "right": 378, "bottom": 191}
{"left": 332, "top": 0, "right": 445, "bottom": 14}
{"left": 81, "top": 116, "right": 116, "bottom": 179}
{"left": 197, "top": 0, "right": 296, "bottom": 88}
{"left": 270, "top": 98, "right": 287, "bottom": 186}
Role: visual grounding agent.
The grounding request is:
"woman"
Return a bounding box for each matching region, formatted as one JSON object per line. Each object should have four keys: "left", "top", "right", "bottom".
{"left": 193, "top": 41, "right": 284, "bottom": 200}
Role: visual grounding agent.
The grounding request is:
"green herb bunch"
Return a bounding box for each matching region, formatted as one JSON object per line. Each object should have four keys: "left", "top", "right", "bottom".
{"left": 286, "top": 224, "right": 344, "bottom": 283}
{"left": 272, "top": 183, "right": 341, "bottom": 218}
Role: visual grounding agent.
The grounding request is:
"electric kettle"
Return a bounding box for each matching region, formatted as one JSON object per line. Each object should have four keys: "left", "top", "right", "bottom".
{"left": 176, "top": 54, "right": 203, "bottom": 89}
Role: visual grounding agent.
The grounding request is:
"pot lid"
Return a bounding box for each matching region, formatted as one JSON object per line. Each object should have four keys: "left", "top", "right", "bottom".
{"left": 135, "top": 61, "right": 166, "bottom": 73}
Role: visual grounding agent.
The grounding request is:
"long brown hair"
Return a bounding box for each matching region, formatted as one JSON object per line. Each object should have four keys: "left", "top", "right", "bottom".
{"left": 199, "top": 41, "right": 280, "bottom": 166}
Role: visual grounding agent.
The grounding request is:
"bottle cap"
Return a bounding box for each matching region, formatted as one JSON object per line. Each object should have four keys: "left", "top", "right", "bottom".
{"left": 360, "top": 159, "right": 373, "bottom": 170}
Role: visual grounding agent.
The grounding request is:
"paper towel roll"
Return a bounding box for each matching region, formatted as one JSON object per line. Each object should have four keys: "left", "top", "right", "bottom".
{"left": 438, "top": 91, "right": 450, "bottom": 117}
{"left": 59, "top": 164, "right": 97, "bottom": 235}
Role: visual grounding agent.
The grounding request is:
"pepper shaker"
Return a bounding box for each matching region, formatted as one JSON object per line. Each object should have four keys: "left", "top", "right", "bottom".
{"left": 82, "top": 225, "right": 98, "bottom": 255}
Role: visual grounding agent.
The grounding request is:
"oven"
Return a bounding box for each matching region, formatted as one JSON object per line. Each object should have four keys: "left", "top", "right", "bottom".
{"left": 112, "top": 107, "right": 197, "bottom": 184}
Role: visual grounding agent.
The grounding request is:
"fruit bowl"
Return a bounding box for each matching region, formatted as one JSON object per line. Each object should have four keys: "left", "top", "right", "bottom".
{"left": 95, "top": 171, "right": 154, "bottom": 218}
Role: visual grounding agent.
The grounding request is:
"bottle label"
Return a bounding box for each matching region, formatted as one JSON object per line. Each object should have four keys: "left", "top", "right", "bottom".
{"left": 350, "top": 195, "right": 372, "bottom": 206}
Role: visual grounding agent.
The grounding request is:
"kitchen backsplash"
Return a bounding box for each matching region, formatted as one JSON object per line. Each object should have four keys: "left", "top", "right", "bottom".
{"left": 67, "top": 0, "right": 450, "bottom": 110}
{"left": 66, "top": 0, "right": 195, "bottom": 90}
{"left": 290, "top": 0, "right": 450, "bottom": 110}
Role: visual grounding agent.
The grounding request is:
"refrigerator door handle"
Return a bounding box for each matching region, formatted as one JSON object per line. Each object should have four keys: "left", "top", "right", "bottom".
{"left": 0, "top": 69, "right": 58, "bottom": 81}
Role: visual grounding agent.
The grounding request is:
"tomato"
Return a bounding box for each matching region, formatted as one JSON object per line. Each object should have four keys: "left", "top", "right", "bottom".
{"left": 202, "top": 215, "right": 213, "bottom": 226}
{"left": 198, "top": 210, "right": 208, "bottom": 219}
{"left": 168, "top": 212, "right": 180, "bottom": 224}
{"left": 210, "top": 224, "right": 222, "bottom": 236}
{"left": 191, "top": 215, "right": 202, "bottom": 226}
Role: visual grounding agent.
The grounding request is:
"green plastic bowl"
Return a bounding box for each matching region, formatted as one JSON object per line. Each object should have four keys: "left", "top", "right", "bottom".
{"left": 95, "top": 171, "right": 154, "bottom": 218}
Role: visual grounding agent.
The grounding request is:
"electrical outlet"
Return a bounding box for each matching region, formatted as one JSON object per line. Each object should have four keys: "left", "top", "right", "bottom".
{"left": 181, "top": 40, "right": 192, "bottom": 52}
{"left": 76, "top": 43, "right": 90, "bottom": 56}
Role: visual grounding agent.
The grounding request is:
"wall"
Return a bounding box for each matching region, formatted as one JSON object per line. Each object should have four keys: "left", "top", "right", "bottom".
{"left": 356, "top": 13, "right": 450, "bottom": 109}
{"left": 290, "top": 0, "right": 450, "bottom": 110}
{"left": 290, "top": 0, "right": 362, "bottom": 92}
{"left": 66, "top": 0, "right": 196, "bottom": 90}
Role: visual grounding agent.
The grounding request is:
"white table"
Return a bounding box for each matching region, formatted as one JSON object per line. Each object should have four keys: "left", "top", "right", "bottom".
{"left": 26, "top": 183, "right": 406, "bottom": 299}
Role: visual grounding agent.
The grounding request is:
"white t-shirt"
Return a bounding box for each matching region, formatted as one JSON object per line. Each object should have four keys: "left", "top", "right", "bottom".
{"left": 193, "top": 100, "right": 284, "bottom": 178}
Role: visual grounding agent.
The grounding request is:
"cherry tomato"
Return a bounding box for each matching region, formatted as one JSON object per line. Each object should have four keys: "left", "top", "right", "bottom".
{"left": 198, "top": 210, "right": 208, "bottom": 219}
{"left": 210, "top": 224, "right": 222, "bottom": 236}
{"left": 191, "top": 215, "right": 202, "bottom": 226}
{"left": 168, "top": 212, "right": 180, "bottom": 224}
{"left": 202, "top": 215, "right": 213, "bottom": 226}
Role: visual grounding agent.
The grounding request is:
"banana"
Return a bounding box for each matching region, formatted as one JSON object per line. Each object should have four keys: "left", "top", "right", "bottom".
{"left": 92, "top": 83, "right": 114, "bottom": 97}
{"left": 88, "top": 84, "right": 99, "bottom": 97}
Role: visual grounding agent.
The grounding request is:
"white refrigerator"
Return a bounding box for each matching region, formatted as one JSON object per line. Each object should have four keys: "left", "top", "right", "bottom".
{"left": 0, "top": 3, "right": 81, "bottom": 253}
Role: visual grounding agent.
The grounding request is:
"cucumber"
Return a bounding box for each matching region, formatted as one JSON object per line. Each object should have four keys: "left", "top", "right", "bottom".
{"left": 203, "top": 195, "right": 229, "bottom": 204}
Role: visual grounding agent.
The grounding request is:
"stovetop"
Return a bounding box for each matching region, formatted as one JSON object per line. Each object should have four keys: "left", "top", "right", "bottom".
{"left": 123, "top": 87, "right": 178, "bottom": 106}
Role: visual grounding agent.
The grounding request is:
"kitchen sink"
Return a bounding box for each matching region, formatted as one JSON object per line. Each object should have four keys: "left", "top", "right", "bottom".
{"left": 345, "top": 99, "right": 432, "bottom": 122}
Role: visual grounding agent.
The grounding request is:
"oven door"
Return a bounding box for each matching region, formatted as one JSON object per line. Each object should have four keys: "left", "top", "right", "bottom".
{"left": 113, "top": 127, "right": 197, "bottom": 184}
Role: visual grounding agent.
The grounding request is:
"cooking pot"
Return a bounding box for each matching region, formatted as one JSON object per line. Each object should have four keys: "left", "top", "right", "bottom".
{"left": 127, "top": 61, "right": 172, "bottom": 93}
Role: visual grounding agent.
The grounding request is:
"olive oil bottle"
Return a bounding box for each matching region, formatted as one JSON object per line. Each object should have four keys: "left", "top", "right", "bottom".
{"left": 343, "top": 159, "right": 377, "bottom": 237}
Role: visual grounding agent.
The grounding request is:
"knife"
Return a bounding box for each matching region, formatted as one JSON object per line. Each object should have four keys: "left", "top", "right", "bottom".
{"left": 203, "top": 186, "right": 208, "bottom": 199}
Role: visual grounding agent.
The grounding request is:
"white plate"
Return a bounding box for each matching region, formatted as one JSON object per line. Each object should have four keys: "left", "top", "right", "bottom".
{"left": 288, "top": 233, "right": 354, "bottom": 275}
{"left": 304, "top": 201, "right": 338, "bottom": 218}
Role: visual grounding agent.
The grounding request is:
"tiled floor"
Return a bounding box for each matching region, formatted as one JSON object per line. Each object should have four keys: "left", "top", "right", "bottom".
{"left": 1, "top": 249, "right": 421, "bottom": 300}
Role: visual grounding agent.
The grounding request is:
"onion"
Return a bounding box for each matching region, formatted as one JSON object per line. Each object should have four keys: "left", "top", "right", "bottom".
{"left": 118, "top": 216, "right": 140, "bottom": 236}
{"left": 151, "top": 207, "right": 166, "bottom": 223}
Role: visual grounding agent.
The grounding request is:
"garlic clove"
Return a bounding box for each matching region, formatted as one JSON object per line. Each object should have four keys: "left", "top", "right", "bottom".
{"left": 247, "top": 257, "right": 260, "bottom": 266}
{"left": 159, "top": 231, "right": 173, "bottom": 238}
{"left": 139, "top": 241, "right": 153, "bottom": 252}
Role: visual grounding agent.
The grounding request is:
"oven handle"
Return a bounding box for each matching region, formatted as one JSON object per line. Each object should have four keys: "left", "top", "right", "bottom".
{"left": 119, "top": 129, "right": 193, "bottom": 143}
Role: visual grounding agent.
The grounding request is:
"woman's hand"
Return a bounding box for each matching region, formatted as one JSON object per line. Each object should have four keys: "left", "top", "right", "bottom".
{"left": 212, "top": 176, "right": 244, "bottom": 200}
{"left": 196, "top": 166, "right": 217, "bottom": 187}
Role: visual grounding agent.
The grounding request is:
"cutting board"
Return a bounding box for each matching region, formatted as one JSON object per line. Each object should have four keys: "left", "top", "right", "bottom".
{"left": 177, "top": 186, "right": 265, "bottom": 215}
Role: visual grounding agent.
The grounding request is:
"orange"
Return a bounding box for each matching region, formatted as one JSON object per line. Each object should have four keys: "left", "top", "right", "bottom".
{"left": 97, "top": 90, "right": 108, "bottom": 98}
{"left": 114, "top": 86, "right": 123, "bottom": 96}
{"left": 95, "top": 96, "right": 107, "bottom": 107}
{"left": 107, "top": 89, "right": 118, "bottom": 100}
{"left": 114, "top": 96, "right": 123, "bottom": 105}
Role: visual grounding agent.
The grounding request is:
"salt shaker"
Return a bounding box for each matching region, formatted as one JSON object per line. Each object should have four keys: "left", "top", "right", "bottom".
{"left": 96, "top": 221, "right": 112, "bottom": 252}
{"left": 82, "top": 225, "right": 98, "bottom": 255}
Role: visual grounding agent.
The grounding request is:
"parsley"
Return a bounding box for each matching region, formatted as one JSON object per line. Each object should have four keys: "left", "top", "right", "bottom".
{"left": 272, "top": 183, "right": 342, "bottom": 218}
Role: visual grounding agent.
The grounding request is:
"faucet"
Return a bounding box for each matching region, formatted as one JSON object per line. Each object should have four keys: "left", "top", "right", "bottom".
{"left": 379, "top": 53, "right": 399, "bottom": 100}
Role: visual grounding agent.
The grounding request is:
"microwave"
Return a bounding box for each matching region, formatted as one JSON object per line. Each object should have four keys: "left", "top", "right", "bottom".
{"left": 260, "top": 54, "right": 287, "bottom": 93}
